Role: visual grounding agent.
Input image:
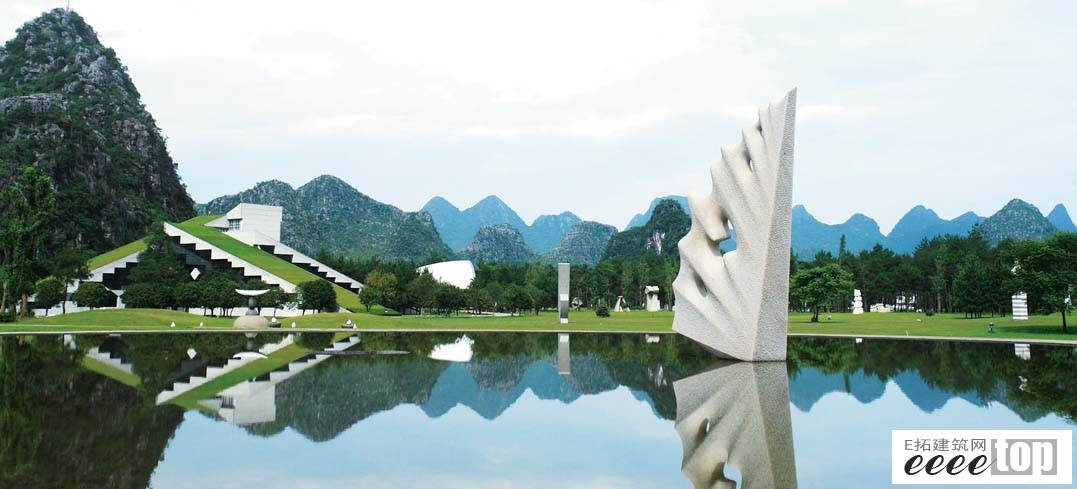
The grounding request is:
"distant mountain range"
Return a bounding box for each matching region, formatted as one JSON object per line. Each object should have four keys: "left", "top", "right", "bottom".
{"left": 623, "top": 196, "right": 1072, "bottom": 257}
{"left": 204, "top": 175, "right": 452, "bottom": 262}
{"left": 204, "top": 175, "right": 1073, "bottom": 264}
{"left": 422, "top": 196, "right": 580, "bottom": 252}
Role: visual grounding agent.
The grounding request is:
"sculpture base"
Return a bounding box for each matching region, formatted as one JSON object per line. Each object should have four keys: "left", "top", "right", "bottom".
{"left": 233, "top": 315, "right": 270, "bottom": 329}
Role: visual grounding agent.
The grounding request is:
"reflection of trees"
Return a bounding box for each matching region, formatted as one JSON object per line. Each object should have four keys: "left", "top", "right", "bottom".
{"left": 0, "top": 337, "right": 184, "bottom": 489}
{"left": 787, "top": 338, "right": 1077, "bottom": 422}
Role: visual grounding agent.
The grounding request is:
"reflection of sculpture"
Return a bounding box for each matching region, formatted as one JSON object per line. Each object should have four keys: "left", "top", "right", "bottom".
{"left": 852, "top": 289, "right": 864, "bottom": 315}
{"left": 673, "top": 90, "right": 797, "bottom": 361}
{"left": 645, "top": 286, "right": 661, "bottom": 312}
{"left": 674, "top": 362, "right": 797, "bottom": 488}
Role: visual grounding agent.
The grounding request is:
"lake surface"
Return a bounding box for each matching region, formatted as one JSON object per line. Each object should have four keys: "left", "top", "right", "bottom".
{"left": 0, "top": 332, "right": 1074, "bottom": 488}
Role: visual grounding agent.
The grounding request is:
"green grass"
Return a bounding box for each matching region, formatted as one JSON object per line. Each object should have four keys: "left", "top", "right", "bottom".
{"left": 86, "top": 238, "right": 147, "bottom": 270}
{"left": 172, "top": 215, "right": 361, "bottom": 310}
{"left": 10, "top": 308, "right": 1077, "bottom": 341}
{"left": 787, "top": 311, "right": 1076, "bottom": 341}
{"left": 82, "top": 356, "right": 141, "bottom": 387}
{"left": 166, "top": 339, "right": 350, "bottom": 408}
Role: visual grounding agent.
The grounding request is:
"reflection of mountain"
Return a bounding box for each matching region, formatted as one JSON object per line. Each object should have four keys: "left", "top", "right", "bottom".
{"left": 786, "top": 339, "right": 1075, "bottom": 422}
{"left": 788, "top": 368, "right": 886, "bottom": 411}
{"left": 423, "top": 354, "right": 620, "bottom": 419}
{"left": 257, "top": 356, "right": 449, "bottom": 442}
{"left": 0, "top": 337, "right": 185, "bottom": 489}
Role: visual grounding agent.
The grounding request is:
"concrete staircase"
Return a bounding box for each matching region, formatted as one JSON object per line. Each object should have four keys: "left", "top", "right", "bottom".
{"left": 85, "top": 343, "right": 135, "bottom": 376}
{"left": 229, "top": 230, "right": 362, "bottom": 293}
{"left": 163, "top": 223, "right": 297, "bottom": 293}
{"left": 85, "top": 251, "right": 141, "bottom": 285}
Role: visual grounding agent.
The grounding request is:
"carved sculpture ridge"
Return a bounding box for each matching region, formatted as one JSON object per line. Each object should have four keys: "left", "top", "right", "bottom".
{"left": 672, "top": 89, "right": 797, "bottom": 361}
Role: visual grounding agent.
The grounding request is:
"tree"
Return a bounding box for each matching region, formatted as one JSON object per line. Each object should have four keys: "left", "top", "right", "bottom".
{"left": 790, "top": 263, "right": 855, "bottom": 322}
{"left": 198, "top": 271, "right": 241, "bottom": 316}
{"left": 122, "top": 282, "right": 173, "bottom": 309}
{"left": 500, "top": 284, "right": 530, "bottom": 316}
{"left": 952, "top": 255, "right": 1004, "bottom": 318}
{"left": 0, "top": 167, "right": 57, "bottom": 319}
{"left": 468, "top": 287, "right": 493, "bottom": 314}
{"left": 1008, "top": 233, "right": 1077, "bottom": 333}
{"left": 127, "top": 224, "right": 187, "bottom": 287}
{"left": 408, "top": 271, "right": 438, "bottom": 314}
{"left": 71, "top": 282, "right": 110, "bottom": 309}
{"left": 358, "top": 287, "right": 381, "bottom": 313}
{"left": 435, "top": 284, "right": 466, "bottom": 315}
{"left": 49, "top": 247, "right": 88, "bottom": 314}
{"left": 173, "top": 282, "right": 205, "bottom": 311}
{"left": 298, "top": 280, "right": 336, "bottom": 314}
{"left": 260, "top": 286, "right": 290, "bottom": 316}
{"left": 34, "top": 278, "right": 65, "bottom": 315}
{"left": 364, "top": 270, "right": 398, "bottom": 313}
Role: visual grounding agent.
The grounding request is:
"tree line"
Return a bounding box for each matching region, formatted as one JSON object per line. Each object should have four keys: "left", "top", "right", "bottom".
{"left": 789, "top": 231, "right": 1076, "bottom": 328}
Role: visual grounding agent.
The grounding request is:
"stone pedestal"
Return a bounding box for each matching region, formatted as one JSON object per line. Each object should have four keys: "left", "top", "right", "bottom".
{"left": 234, "top": 291, "right": 270, "bottom": 328}
{"left": 1012, "top": 292, "right": 1028, "bottom": 321}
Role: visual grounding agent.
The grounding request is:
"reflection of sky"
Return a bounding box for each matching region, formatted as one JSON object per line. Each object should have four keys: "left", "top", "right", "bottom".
{"left": 151, "top": 386, "right": 688, "bottom": 489}
{"left": 150, "top": 371, "right": 1077, "bottom": 489}
{"left": 793, "top": 381, "right": 1076, "bottom": 489}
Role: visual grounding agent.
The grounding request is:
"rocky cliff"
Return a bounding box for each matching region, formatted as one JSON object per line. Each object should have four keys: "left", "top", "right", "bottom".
{"left": 0, "top": 9, "right": 195, "bottom": 252}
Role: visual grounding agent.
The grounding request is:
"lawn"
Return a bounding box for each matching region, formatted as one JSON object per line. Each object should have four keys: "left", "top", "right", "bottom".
{"left": 86, "top": 238, "right": 147, "bottom": 270}
{"left": 8, "top": 308, "right": 1077, "bottom": 341}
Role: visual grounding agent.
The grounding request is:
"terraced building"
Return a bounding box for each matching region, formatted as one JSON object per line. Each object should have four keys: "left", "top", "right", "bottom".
{"left": 64, "top": 204, "right": 364, "bottom": 314}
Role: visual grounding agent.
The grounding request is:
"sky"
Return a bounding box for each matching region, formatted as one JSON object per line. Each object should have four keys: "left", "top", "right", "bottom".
{"left": 1, "top": 0, "right": 1074, "bottom": 232}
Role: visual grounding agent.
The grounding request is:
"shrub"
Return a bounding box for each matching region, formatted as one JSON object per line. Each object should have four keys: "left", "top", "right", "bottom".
{"left": 72, "top": 282, "right": 111, "bottom": 309}
{"left": 298, "top": 280, "right": 336, "bottom": 313}
{"left": 34, "top": 277, "right": 67, "bottom": 314}
{"left": 595, "top": 300, "right": 610, "bottom": 317}
{"left": 925, "top": 310, "right": 936, "bottom": 317}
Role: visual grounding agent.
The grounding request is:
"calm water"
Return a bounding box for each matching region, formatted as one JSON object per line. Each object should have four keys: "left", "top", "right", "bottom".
{"left": 0, "top": 332, "right": 1074, "bottom": 488}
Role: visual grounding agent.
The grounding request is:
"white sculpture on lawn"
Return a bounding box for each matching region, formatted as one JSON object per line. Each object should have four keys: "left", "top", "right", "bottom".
{"left": 672, "top": 90, "right": 796, "bottom": 362}
{"left": 852, "top": 289, "right": 864, "bottom": 315}
{"left": 645, "top": 286, "right": 661, "bottom": 312}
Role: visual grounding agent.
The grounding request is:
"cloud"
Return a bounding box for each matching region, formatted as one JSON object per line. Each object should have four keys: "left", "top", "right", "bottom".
{"left": 0, "top": 0, "right": 1073, "bottom": 230}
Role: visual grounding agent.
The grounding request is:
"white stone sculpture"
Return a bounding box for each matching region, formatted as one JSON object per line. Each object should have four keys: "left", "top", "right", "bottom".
{"left": 613, "top": 296, "right": 625, "bottom": 313}
{"left": 852, "top": 289, "right": 864, "bottom": 315}
{"left": 674, "top": 361, "right": 797, "bottom": 488}
{"left": 645, "top": 286, "right": 661, "bottom": 312}
{"left": 672, "top": 89, "right": 797, "bottom": 361}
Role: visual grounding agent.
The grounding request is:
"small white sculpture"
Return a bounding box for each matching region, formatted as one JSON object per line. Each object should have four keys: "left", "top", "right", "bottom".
{"left": 645, "top": 286, "right": 661, "bottom": 312}
{"left": 852, "top": 289, "right": 864, "bottom": 315}
{"left": 170, "top": 321, "right": 176, "bottom": 328}
{"left": 672, "top": 90, "right": 797, "bottom": 361}
{"left": 613, "top": 296, "right": 625, "bottom": 313}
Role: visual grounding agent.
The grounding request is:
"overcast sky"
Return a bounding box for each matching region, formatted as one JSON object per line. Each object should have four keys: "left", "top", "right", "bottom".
{"left": 2, "top": 0, "right": 1074, "bottom": 231}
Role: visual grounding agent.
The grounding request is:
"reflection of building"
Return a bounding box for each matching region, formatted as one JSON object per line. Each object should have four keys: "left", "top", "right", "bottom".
{"left": 673, "top": 362, "right": 797, "bottom": 489}
{"left": 167, "top": 335, "right": 361, "bottom": 425}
